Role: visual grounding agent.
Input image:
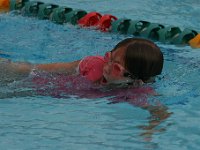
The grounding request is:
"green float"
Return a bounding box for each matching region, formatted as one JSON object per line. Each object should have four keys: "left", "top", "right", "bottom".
{"left": 50, "top": 6, "right": 73, "bottom": 24}
{"left": 10, "top": 0, "right": 29, "bottom": 11}
{"left": 127, "top": 20, "right": 150, "bottom": 36}
{"left": 64, "top": 9, "right": 87, "bottom": 25}
{"left": 37, "top": 3, "right": 59, "bottom": 20}
{"left": 111, "top": 18, "right": 131, "bottom": 34}
{"left": 157, "top": 26, "right": 181, "bottom": 43}
{"left": 139, "top": 23, "right": 164, "bottom": 41}
{"left": 21, "top": 1, "right": 44, "bottom": 17}
{"left": 171, "top": 29, "right": 198, "bottom": 44}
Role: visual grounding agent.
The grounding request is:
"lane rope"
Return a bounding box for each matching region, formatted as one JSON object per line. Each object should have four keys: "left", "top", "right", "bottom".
{"left": 1, "top": 0, "right": 200, "bottom": 48}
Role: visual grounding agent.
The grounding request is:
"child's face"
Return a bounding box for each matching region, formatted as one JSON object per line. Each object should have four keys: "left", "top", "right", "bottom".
{"left": 102, "top": 47, "right": 132, "bottom": 84}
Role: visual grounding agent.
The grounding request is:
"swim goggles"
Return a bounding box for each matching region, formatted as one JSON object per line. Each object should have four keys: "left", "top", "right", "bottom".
{"left": 104, "top": 51, "right": 137, "bottom": 84}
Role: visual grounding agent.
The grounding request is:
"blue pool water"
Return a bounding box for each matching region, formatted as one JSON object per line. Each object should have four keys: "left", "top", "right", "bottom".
{"left": 0, "top": 0, "right": 200, "bottom": 149}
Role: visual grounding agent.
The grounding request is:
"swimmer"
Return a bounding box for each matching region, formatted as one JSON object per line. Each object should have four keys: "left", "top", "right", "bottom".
{"left": 0, "top": 37, "right": 171, "bottom": 143}
{"left": 0, "top": 38, "right": 163, "bottom": 86}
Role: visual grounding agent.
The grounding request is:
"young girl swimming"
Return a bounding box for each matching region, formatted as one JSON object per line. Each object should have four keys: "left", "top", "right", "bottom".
{"left": 1, "top": 37, "right": 170, "bottom": 141}
{"left": 0, "top": 38, "right": 163, "bottom": 86}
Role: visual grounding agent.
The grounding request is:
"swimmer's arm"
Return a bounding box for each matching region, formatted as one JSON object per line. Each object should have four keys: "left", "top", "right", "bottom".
{"left": 0, "top": 59, "right": 33, "bottom": 82}
{"left": 139, "top": 105, "right": 172, "bottom": 140}
{"left": 12, "top": 60, "right": 81, "bottom": 75}
{"left": 35, "top": 60, "right": 81, "bottom": 75}
{"left": 0, "top": 58, "right": 80, "bottom": 83}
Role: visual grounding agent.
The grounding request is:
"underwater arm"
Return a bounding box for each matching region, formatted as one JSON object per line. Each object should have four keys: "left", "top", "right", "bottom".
{"left": 139, "top": 104, "right": 172, "bottom": 141}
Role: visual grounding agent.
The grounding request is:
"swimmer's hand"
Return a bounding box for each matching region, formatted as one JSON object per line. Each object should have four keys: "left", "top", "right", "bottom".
{"left": 0, "top": 58, "right": 33, "bottom": 83}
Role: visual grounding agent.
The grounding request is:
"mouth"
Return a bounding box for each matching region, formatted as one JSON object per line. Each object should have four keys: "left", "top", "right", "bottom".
{"left": 100, "top": 76, "right": 108, "bottom": 84}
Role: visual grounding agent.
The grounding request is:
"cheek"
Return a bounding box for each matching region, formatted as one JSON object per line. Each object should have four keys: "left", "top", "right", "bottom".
{"left": 103, "top": 63, "right": 123, "bottom": 80}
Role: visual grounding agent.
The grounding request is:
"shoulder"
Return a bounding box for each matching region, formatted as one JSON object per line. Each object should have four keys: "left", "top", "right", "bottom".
{"left": 79, "top": 56, "right": 105, "bottom": 70}
{"left": 79, "top": 56, "right": 106, "bottom": 82}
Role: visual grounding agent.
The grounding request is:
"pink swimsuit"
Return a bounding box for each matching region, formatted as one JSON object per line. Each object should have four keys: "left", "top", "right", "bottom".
{"left": 30, "top": 55, "right": 154, "bottom": 106}
{"left": 78, "top": 56, "right": 106, "bottom": 82}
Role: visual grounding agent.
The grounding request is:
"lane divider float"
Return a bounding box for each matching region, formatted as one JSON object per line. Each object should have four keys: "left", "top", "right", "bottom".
{"left": 0, "top": 0, "right": 199, "bottom": 48}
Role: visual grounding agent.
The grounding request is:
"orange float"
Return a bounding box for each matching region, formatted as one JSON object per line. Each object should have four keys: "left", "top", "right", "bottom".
{"left": 0, "top": 0, "right": 9, "bottom": 12}
{"left": 189, "top": 34, "right": 200, "bottom": 48}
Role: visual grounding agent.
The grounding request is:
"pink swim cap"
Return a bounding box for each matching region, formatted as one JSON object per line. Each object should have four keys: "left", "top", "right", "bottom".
{"left": 79, "top": 56, "right": 105, "bottom": 82}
